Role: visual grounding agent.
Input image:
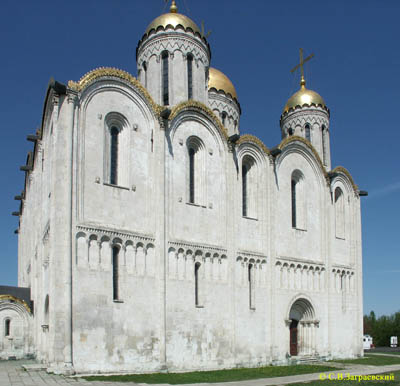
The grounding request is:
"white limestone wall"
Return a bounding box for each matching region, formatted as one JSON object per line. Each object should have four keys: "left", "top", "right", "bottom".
{"left": 78, "top": 86, "right": 156, "bottom": 234}
{"left": 275, "top": 147, "right": 324, "bottom": 262}
{"left": 233, "top": 258, "right": 270, "bottom": 366}
{"left": 17, "top": 90, "right": 60, "bottom": 363}
{"left": 168, "top": 117, "right": 227, "bottom": 247}
{"left": 171, "top": 51, "right": 185, "bottom": 104}
{"left": 165, "top": 249, "right": 234, "bottom": 370}
{"left": 72, "top": 233, "right": 161, "bottom": 373}
{"left": 0, "top": 302, "right": 33, "bottom": 359}
{"left": 331, "top": 179, "right": 356, "bottom": 267}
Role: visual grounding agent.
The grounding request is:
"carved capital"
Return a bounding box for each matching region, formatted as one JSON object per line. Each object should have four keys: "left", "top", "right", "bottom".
{"left": 67, "top": 92, "right": 77, "bottom": 104}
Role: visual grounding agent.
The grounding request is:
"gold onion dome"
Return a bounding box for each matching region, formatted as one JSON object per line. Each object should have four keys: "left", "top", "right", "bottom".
{"left": 145, "top": 1, "right": 201, "bottom": 36}
{"left": 208, "top": 67, "right": 238, "bottom": 101}
{"left": 283, "top": 77, "right": 326, "bottom": 114}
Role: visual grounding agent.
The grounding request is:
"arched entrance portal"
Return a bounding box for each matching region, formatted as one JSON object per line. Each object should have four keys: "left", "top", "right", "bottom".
{"left": 288, "top": 298, "right": 318, "bottom": 357}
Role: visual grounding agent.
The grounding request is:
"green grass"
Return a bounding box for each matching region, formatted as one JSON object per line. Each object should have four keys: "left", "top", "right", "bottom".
{"left": 287, "top": 370, "right": 400, "bottom": 385}
{"left": 332, "top": 354, "right": 400, "bottom": 366}
{"left": 83, "top": 364, "right": 337, "bottom": 384}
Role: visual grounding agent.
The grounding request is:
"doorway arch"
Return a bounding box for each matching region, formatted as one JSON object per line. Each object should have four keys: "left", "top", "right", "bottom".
{"left": 287, "top": 297, "right": 318, "bottom": 356}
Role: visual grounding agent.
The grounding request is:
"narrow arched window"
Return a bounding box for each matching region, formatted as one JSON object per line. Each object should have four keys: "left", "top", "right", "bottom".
{"left": 335, "top": 187, "right": 345, "bottom": 239}
{"left": 291, "top": 170, "right": 306, "bottom": 230}
{"left": 322, "top": 125, "right": 327, "bottom": 165}
{"left": 221, "top": 112, "right": 227, "bottom": 126}
{"left": 162, "top": 51, "right": 169, "bottom": 105}
{"left": 4, "top": 319, "right": 10, "bottom": 337}
{"left": 187, "top": 137, "right": 205, "bottom": 205}
{"left": 189, "top": 147, "right": 195, "bottom": 203}
{"left": 242, "top": 156, "right": 257, "bottom": 218}
{"left": 143, "top": 61, "right": 148, "bottom": 89}
{"left": 195, "top": 262, "right": 201, "bottom": 306}
{"left": 242, "top": 164, "right": 248, "bottom": 217}
{"left": 291, "top": 179, "right": 297, "bottom": 228}
{"left": 305, "top": 124, "right": 311, "bottom": 141}
{"left": 110, "top": 127, "right": 119, "bottom": 185}
{"left": 248, "top": 264, "right": 255, "bottom": 309}
{"left": 187, "top": 54, "right": 193, "bottom": 99}
{"left": 44, "top": 294, "right": 49, "bottom": 325}
{"left": 112, "top": 246, "right": 120, "bottom": 301}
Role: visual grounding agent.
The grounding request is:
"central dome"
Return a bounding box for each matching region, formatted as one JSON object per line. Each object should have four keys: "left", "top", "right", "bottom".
{"left": 283, "top": 78, "right": 326, "bottom": 113}
{"left": 208, "top": 68, "right": 238, "bottom": 100}
{"left": 145, "top": 1, "right": 201, "bottom": 36}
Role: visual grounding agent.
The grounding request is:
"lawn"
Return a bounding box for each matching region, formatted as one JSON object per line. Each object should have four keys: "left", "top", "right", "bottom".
{"left": 332, "top": 354, "right": 400, "bottom": 366}
{"left": 287, "top": 370, "right": 400, "bottom": 385}
{"left": 83, "top": 364, "right": 337, "bottom": 384}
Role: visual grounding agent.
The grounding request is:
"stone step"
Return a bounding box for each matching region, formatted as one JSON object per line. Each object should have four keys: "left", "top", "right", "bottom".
{"left": 22, "top": 364, "right": 48, "bottom": 371}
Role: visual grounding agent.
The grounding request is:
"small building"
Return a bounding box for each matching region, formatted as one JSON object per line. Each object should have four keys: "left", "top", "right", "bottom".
{"left": 0, "top": 286, "right": 34, "bottom": 359}
{"left": 363, "top": 335, "right": 373, "bottom": 350}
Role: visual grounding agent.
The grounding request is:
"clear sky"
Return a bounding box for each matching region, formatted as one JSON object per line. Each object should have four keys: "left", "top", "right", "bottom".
{"left": 0, "top": 0, "right": 399, "bottom": 316}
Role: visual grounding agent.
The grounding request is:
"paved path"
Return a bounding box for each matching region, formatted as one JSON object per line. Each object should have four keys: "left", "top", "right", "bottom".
{"left": 1, "top": 360, "right": 399, "bottom": 386}
{"left": 367, "top": 352, "right": 400, "bottom": 357}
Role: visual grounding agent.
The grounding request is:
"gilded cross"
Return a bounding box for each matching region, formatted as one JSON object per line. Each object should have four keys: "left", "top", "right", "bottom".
{"left": 201, "top": 20, "right": 212, "bottom": 38}
{"left": 290, "top": 48, "right": 314, "bottom": 85}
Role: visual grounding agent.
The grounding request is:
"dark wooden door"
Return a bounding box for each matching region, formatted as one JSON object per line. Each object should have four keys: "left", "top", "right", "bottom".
{"left": 290, "top": 320, "right": 298, "bottom": 356}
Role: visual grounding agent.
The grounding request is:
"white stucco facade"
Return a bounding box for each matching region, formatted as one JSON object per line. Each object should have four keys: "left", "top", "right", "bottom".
{"left": 11, "top": 3, "right": 364, "bottom": 375}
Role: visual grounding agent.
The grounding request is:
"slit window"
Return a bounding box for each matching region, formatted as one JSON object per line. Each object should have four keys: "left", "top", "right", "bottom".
{"left": 4, "top": 319, "right": 10, "bottom": 337}
{"left": 242, "top": 164, "right": 248, "bottom": 217}
{"left": 221, "top": 112, "right": 227, "bottom": 126}
{"left": 187, "top": 137, "right": 204, "bottom": 205}
{"left": 291, "top": 179, "right": 297, "bottom": 228}
{"left": 189, "top": 148, "right": 195, "bottom": 203}
{"left": 248, "top": 264, "right": 255, "bottom": 309}
{"left": 335, "top": 187, "right": 345, "bottom": 239}
{"left": 143, "top": 61, "right": 147, "bottom": 88}
{"left": 162, "top": 51, "right": 169, "bottom": 105}
{"left": 112, "top": 246, "right": 120, "bottom": 301}
{"left": 110, "top": 127, "right": 119, "bottom": 185}
{"left": 195, "top": 262, "right": 201, "bottom": 306}
{"left": 291, "top": 170, "right": 306, "bottom": 230}
{"left": 187, "top": 54, "right": 193, "bottom": 99}
{"left": 322, "top": 125, "right": 327, "bottom": 165}
{"left": 242, "top": 156, "right": 257, "bottom": 218}
{"left": 305, "top": 124, "right": 311, "bottom": 141}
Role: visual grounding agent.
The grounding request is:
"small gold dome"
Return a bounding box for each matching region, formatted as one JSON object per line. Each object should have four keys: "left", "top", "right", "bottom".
{"left": 208, "top": 67, "right": 238, "bottom": 100}
{"left": 145, "top": 1, "right": 201, "bottom": 36}
{"left": 283, "top": 78, "right": 326, "bottom": 113}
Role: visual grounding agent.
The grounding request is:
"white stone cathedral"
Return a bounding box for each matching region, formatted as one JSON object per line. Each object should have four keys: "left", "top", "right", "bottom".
{"left": 2, "top": 0, "right": 365, "bottom": 374}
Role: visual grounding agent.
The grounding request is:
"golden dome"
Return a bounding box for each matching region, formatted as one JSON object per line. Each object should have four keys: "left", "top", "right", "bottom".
{"left": 145, "top": 1, "right": 201, "bottom": 36}
{"left": 283, "top": 78, "right": 326, "bottom": 113}
{"left": 208, "top": 67, "right": 238, "bottom": 100}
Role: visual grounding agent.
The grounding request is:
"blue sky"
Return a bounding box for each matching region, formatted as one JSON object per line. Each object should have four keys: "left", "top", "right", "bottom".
{"left": 1, "top": 0, "right": 399, "bottom": 316}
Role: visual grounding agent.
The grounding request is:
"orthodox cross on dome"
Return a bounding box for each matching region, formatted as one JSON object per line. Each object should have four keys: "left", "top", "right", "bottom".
{"left": 201, "top": 20, "right": 212, "bottom": 38}
{"left": 290, "top": 48, "right": 314, "bottom": 87}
